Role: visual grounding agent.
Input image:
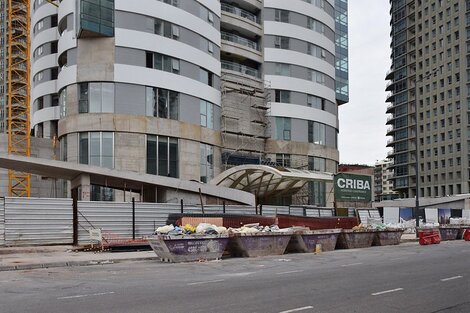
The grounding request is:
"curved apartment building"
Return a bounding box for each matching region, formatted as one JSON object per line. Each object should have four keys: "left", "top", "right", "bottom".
{"left": 30, "top": 0, "right": 348, "bottom": 205}
{"left": 31, "top": 1, "right": 60, "bottom": 139}
{"left": 263, "top": 0, "right": 341, "bottom": 205}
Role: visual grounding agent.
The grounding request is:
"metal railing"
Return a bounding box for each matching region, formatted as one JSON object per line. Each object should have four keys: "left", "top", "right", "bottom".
{"left": 221, "top": 3, "right": 259, "bottom": 24}
{"left": 221, "top": 31, "right": 259, "bottom": 51}
{"left": 222, "top": 60, "right": 260, "bottom": 78}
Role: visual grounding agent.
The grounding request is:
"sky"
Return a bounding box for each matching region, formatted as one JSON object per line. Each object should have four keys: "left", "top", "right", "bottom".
{"left": 338, "top": 0, "right": 392, "bottom": 165}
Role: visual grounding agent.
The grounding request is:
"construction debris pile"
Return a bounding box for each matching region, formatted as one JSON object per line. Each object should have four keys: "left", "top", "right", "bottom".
{"left": 155, "top": 223, "right": 291, "bottom": 236}
{"left": 449, "top": 218, "right": 470, "bottom": 226}
{"left": 351, "top": 223, "right": 404, "bottom": 231}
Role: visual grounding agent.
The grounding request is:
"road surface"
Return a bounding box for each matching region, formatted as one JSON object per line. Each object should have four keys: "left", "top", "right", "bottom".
{"left": 1, "top": 241, "right": 469, "bottom": 313}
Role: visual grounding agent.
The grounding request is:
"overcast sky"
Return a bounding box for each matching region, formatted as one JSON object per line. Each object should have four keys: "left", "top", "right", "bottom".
{"left": 338, "top": 0, "right": 392, "bottom": 165}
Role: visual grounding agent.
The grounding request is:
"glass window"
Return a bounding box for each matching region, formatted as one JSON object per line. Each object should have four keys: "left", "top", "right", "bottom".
{"left": 79, "top": 132, "right": 114, "bottom": 168}
{"left": 200, "top": 143, "right": 214, "bottom": 183}
{"left": 59, "top": 88, "right": 67, "bottom": 117}
{"left": 158, "top": 89, "right": 169, "bottom": 118}
{"left": 60, "top": 136, "right": 67, "bottom": 161}
{"left": 79, "top": 133, "right": 89, "bottom": 164}
{"left": 152, "top": 53, "right": 179, "bottom": 73}
{"left": 90, "top": 132, "right": 101, "bottom": 166}
{"left": 275, "top": 117, "right": 291, "bottom": 141}
{"left": 307, "top": 95, "right": 325, "bottom": 110}
{"left": 158, "top": 136, "right": 169, "bottom": 176}
{"left": 155, "top": 19, "right": 163, "bottom": 35}
{"left": 275, "top": 63, "right": 290, "bottom": 76}
{"left": 146, "top": 136, "right": 157, "bottom": 175}
{"left": 276, "top": 154, "right": 291, "bottom": 167}
{"left": 199, "top": 68, "right": 213, "bottom": 86}
{"left": 91, "top": 185, "right": 114, "bottom": 201}
{"left": 275, "top": 36, "right": 289, "bottom": 49}
{"left": 101, "top": 83, "right": 114, "bottom": 112}
{"left": 146, "top": 135, "right": 179, "bottom": 178}
{"left": 101, "top": 132, "right": 114, "bottom": 169}
{"left": 89, "top": 83, "right": 102, "bottom": 113}
{"left": 309, "top": 181, "right": 325, "bottom": 206}
{"left": 308, "top": 121, "right": 326, "bottom": 145}
{"left": 275, "top": 90, "right": 290, "bottom": 103}
{"left": 308, "top": 156, "right": 326, "bottom": 172}
{"left": 169, "top": 138, "right": 178, "bottom": 178}
{"left": 79, "top": 0, "right": 114, "bottom": 38}
{"left": 79, "top": 82, "right": 114, "bottom": 113}
{"left": 146, "top": 87, "right": 179, "bottom": 120}
{"left": 169, "top": 91, "right": 179, "bottom": 119}
{"left": 200, "top": 100, "right": 214, "bottom": 129}
{"left": 275, "top": 9, "right": 289, "bottom": 22}
{"left": 146, "top": 87, "right": 155, "bottom": 116}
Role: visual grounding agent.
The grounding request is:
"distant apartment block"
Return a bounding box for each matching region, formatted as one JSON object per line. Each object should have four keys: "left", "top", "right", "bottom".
{"left": 386, "top": 0, "right": 470, "bottom": 198}
{"left": 374, "top": 159, "right": 398, "bottom": 201}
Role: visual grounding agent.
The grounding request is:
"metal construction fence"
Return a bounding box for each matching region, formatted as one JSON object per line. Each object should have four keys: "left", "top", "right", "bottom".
{"left": 0, "top": 197, "right": 73, "bottom": 246}
{"left": 0, "top": 197, "right": 337, "bottom": 246}
{"left": 0, "top": 198, "right": 4, "bottom": 246}
{"left": 77, "top": 203, "right": 261, "bottom": 243}
{"left": 77, "top": 202, "right": 181, "bottom": 244}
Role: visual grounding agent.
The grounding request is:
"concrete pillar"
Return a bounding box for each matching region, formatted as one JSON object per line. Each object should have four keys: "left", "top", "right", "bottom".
{"left": 71, "top": 174, "right": 91, "bottom": 201}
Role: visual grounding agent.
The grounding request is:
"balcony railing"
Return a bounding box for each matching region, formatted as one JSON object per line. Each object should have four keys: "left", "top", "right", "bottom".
{"left": 221, "top": 3, "right": 259, "bottom": 24}
{"left": 222, "top": 60, "right": 260, "bottom": 78}
{"left": 221, "top": 31, "right": 259, "bottom": 51}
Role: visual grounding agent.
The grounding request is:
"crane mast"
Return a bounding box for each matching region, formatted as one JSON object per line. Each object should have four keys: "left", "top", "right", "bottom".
{"left": 7, "top": 0, "right": 30, "bottom": 197}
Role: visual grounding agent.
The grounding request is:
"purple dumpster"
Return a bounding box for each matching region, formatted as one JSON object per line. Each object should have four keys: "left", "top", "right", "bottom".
{"left": 148, "top": 235, "right": 229, "bottom": 263}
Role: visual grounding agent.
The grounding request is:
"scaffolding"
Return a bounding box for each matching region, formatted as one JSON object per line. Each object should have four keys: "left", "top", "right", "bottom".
{"left": 7, "top": 0, "right": 30, "bottom": 197}
{"left": 220, "top": 72, "right": 271, "bottom": 170}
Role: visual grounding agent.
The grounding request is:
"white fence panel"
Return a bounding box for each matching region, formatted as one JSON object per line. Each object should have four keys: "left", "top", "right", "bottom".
{"left": 4, "top": 197, "right": 73, "bottom": 246}
{"left": 137, "top": 203, "right": 181, "bottom": 234}
{"left": 77, "top": 201, "right": 181, "bottom": 244}
{"left": 180, "top": 205, "right": 256, "bottom": 215}
{"left": 224, "top": 205, "right": 257, "bottom": 215}
{"left": 289, "top": 207, "right": 305, "bottom": 216}
{"left": 261, "top": 206, "right": 290, "bottom": 216}
{"left": 0, "top": 197, "right": 4, "bottom": 246}
{"left": 178, "top": 205, "right": 207, "bottom": 214}
{"left": 305, "top": 208, "right": 335, "bottom": 217}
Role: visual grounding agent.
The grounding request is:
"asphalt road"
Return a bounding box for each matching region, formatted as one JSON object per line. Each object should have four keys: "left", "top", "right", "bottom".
{"left": 1, "top": 241, "right": 470, "bottom": 313}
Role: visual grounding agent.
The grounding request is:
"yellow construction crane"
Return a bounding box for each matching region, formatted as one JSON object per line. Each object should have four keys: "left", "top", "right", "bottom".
{"left": 7, "top": 0, "right": 31, "bottom": 197}
{"left": 46, "top": 0, "right": 58, "bottom": 7}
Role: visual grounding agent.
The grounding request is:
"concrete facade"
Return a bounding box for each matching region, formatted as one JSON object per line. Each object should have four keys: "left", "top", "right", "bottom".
{"left": 0, "top": 134, "right": 66, "bottom": 198}
{"left": 27, "top": 0, "right": 349, "bottom": 205}
{"left": 387, "top": 0, "right": 470, "bottom": 198}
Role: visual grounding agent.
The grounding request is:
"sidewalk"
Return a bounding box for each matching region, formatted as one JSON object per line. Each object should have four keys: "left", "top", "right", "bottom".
{"left": 400, "top": 233, "right": 419, "bottom": 242}
{"left": 0, "top": 245, "right": 158, "bottom": 272}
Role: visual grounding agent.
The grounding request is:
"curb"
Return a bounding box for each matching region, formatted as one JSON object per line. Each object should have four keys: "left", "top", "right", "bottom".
{"left": 400, "top": 239, "right": 419, "bottom": 243}
{"left": 0, "top": 256, "right": 159, "bottom": 272}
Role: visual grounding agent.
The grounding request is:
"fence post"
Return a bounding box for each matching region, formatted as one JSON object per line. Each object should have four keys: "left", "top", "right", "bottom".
{"left": 72, "top": 189, "right": 78, "bottom": 245}
{"left": 260, "top": 204, "right": 263, "bottom": 216}
{"left": 223, "top": 201, "right": 226, "bottom": 214}
{"left": 132, "top": 197, "right": 135, "bottom": 240}
{"left": 180, "top": 199, "right": 184, "bottom": 214}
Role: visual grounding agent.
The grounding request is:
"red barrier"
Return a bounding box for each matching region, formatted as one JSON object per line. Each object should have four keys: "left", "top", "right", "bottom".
{"left": 417, "top": 228, "right": 441, "bottom": 245}
{"left": 464, "top": 229, "right": 470, "bottom": 241}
